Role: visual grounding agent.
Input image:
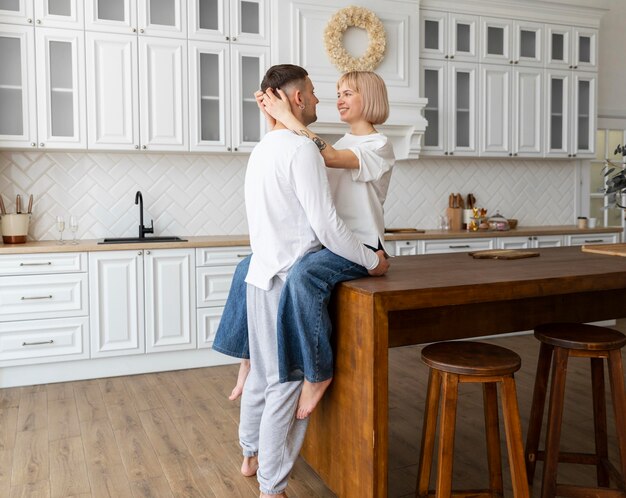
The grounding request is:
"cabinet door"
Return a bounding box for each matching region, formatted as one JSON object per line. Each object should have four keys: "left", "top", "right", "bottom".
{"left": 535, "top": 235, "right": 563, "bottom": 248}
{"left": 0, "top": 24, "right": 37, "bottom": 148}
{"left": 230, "top": 0, "right": 269, "bottom": 45}
{"left": 85, "top": 0, "right": 137, "bottom": 34}
{"left": 34, "top": 0, "right": 84, "bottom": 28}
{"left": 231, "top": 44, "right": 269, "bottom": 152}
{"left": 513, "top": 67, "right": 543, "bottom": 156}
{"left": 479, "top": 64, "right": 511, "bottom": 156}
{"left": 448, "top": 62, "right": 477, "bottom": 156}
{"left": 35, "top": 27, "right": 87, "bottom": 149}
{"left": 448, "top": 13, "right": 478, "bottom": 62}
{"left": 573, "top": 28, "right": 597, "bottom": 71}
{"left": 137, "top": 0, "right": 186, "bottom": 38}
{"left": 144, "top": 249, "right": 196, "bottom": 352}
{"left": 497, "top": 236, "right": 532, "bottom": 250}
{"left": 0, "top": 0, "right": 34, "bottom": 25}
{"left": 189, "top": 40, "right": 230, "bottom": 151}
{"left": 572, "top": 72, "right": 596, "bottom": 157}
{"left": 514, "top": 20, "right": 542, "bottom": 67}
{"left": 546, "top": 24, "right": 571, "bottom": 69}
{"left": 545, "top": 69, "right": 571, "bottom": 157}
{"left": 420, "top": 59, "right": 446, "bottom": 154}
{"left": 89, "top": 251, "right": 145, "bottom": 357}
{"left": 480, "top": 17, "right": 512, "bottom": 65}
{"left": 188, "top": 0, "right": 229, "bottom": 41}
{"left": 139, "top": 36, "right": 188, "bottom": 150}
{"left": 86, "top": 32, "right": 139, "bottom": 150}
{"left": 420, "top": 9, "right": 446, "bottom": 60}
{"left": 197, "top": 306, "right": 223, "bottom": 348}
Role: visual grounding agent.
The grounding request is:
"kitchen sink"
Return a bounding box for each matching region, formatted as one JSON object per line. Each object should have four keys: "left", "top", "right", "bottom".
{"left": 98, "top": 236, "right": 187, "bottom": 244}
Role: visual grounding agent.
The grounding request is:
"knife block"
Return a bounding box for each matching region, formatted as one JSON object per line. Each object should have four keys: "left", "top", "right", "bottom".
{"left": 446, "top": 207, "right": 463, "bottom": 231}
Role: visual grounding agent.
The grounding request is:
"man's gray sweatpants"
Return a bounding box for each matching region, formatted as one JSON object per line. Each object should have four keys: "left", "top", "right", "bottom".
{"left": 239, "top": 277, "right": 309, "bottom": 495}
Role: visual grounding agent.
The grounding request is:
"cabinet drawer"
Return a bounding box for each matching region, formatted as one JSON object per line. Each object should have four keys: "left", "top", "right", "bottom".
{"left": 566, "top": 233, "right": 620, "bottom": 246}
{"left": 0, "top": 252, "right": 86, "bottom": 275}
{"left": 0, "top": 273, "right": 88, "bottom": 321}
{"left": 0, "top": 316, "right": 89, "bottom": 367}
{"left": 197, "top": 307, "right": 224, "bottom": 349}
{"left": 196, "top": 266, "right": 237, "bottom": 307}
{"left": 196, "top": 246, "right": 251, "bottom": 266}
{"left": 421, "top": 238, "right": 494, "bottom": 254}
{"left": 391, "top": 240, "right": 418, "bottom": 256}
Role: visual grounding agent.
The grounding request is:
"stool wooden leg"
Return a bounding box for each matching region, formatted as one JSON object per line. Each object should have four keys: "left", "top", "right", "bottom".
{"left": 501, "top": 375, "right": 530, "bottom": 498}
{"left": 541, "top": 347, "right": 569, "bottom": 498}
{"left": 435, "top": 372, "right": 459, "bottom": 498}
{"left": 590, "top": 357, "right": 610, "bottom": 487}
{"left": 607, "top": 349, "right": 626, "bottom": 489}
{"left": 525, "top": 342, "right": 553, "bottom": 484}
{"left": 483, "top": 382, "right": 504, "bottom": 495}
{"left": 417, "top": 369, "right": 442, "bottom": 498}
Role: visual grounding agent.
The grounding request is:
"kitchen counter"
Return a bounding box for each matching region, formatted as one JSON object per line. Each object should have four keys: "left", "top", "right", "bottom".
{"left": 0, "top": 226, "right": 621, "bottom": 254}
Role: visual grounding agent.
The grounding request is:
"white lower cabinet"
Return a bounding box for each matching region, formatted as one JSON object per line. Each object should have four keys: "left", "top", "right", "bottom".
{"left": 421, "top": 237, "right": 494, "bottom": 254}
{"left": 196, "top": 246, "right": 250, "bottom": 348}
{"left": 0, "top": 252, "right": 89, "bottom": 367}
{"left": 497, "top": 235, "right": 564, "bottom": 249}
{"left": 89, "top": 248, "right": 195, "bottom": 358}
{"left": 566, "top": 232, "right": 620, "bottom": 246}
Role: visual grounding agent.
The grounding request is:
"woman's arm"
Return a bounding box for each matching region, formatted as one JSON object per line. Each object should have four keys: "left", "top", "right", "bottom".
{"left": 262, "top": 88, "right": 359, "bottom": 169}
{"left": 254, "top": 90, "right": 276, "bottom": 129}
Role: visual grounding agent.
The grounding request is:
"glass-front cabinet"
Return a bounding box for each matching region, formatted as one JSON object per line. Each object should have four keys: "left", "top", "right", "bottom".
{"left": 480, "top": 17, "right": 543, "bottom": 67}
{"left": 420, "top": 9, "right": 478, "bottom": 62}
{"left": 420, "top": 59, "right": 477, "bottom": 156}
{"left": 188, "top": 0, "right": 269, "bottom": 45}
{"left": 546, "top": 69, "right": 595, "bottom": 157}
{"left": 35, "top": 27, "right": 86, "bottom": 149}
{"left": 85, "top": 0, "right": 137, "bottom": 34}
{"left": 0, "top": 0, "right": 34, "bottom": 25}
{"left": 546, "top": 24, "right": 597, "bottom": 71}
{"left": 189, "top": 41, "right": 268, "bottom": 152}
{"left": 137, "top": 0, "right": 186, "bottom": 38}
{"left": 34, "top": 0, "right": 84, "bottom": 29}
{"left": 0, "top": 24, "right": 37, "bottom": 147}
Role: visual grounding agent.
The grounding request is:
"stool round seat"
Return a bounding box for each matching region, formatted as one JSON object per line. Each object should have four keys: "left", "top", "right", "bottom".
{"left": 421, "top": 341, "right": 522, "bottom": 376}
{"left": 534, "top": 322, "right": 626, "bottom": 351}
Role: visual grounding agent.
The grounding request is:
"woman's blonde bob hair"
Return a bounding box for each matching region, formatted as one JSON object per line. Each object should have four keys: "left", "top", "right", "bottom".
{"left": 337, "top": 71, "right": 389, "bottom": 125}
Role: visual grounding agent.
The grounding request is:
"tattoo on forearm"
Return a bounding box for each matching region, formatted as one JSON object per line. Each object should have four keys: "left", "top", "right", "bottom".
{"left": 311, "top": 136, "right": 327, "bottom": 151}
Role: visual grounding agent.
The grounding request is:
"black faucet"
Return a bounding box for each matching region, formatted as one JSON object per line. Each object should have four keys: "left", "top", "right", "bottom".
{"left": 135, "top": 191, "right": 154, "bottom": 239}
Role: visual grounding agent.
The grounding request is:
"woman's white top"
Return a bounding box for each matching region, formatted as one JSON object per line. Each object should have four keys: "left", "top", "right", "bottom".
{"left": 327, "top": 133, "right": 395, "bottom": 248}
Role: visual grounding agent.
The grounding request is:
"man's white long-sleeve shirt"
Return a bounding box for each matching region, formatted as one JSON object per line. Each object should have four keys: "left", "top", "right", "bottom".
{"left": 244, "top": 129, "right": 380, "bottom": 291}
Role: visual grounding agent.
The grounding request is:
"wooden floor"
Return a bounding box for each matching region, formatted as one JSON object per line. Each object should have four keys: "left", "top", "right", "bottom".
{"left": 1, "top": 320, "right": 625, "bottom": 497}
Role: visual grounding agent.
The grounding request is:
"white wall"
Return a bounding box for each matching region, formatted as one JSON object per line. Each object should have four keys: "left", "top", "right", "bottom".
{"left": 598, "top": 0, "right": 626, "bottom": 124}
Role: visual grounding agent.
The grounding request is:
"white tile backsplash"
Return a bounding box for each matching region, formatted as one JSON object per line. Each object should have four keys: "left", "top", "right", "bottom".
{"left": 1, "top": 151, "right": 577, "bottom": 241}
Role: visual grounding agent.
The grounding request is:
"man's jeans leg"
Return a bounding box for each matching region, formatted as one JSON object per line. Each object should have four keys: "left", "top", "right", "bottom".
{"left": 276, "top": 249, "right": 369, "bottom": 383}
{"left": 211, "top": 255, "right": 251, "bottom": 359}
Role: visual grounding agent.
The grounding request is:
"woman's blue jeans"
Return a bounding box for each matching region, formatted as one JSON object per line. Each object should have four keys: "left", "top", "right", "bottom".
{"left": 211, "top": 249, "right": 369, "bottom": 383}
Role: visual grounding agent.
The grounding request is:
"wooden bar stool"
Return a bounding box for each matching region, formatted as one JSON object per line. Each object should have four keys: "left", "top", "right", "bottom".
{"left": 416, "top": 341, "right": 530, "bottom": 498}
{"left": 524, "top": 323, "right": 626, "bottom": 498}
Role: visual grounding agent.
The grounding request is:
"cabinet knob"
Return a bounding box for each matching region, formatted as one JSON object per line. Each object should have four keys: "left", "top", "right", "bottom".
{"left": 444, "top": 55, "right": 449, "bottom": 59}
{"left": 514, "top": 153, "right": 518, "bottom": 156}
{"left": 226, "top": 36, "right": 230, "bottom": 41}
{"left": 140, "top": 28, "right": 144, "bottom": 33}
{"left": 232, "top": 37, "right": 237, "bottom": 41}
{"left": 132, "top": 28, "right": 137, "bottom": 33}
{"left": 449, "top": 152, "right": 454, "bottom": 156}
{"left": 227, "top": 146, "right": 231, "bottom": 151}
{"left": 234, "top": 147, "right": 238, "bottom": 152}
{"left": 146, "top": 250, "right": 150, "bottom": 255}
{"left": 574, "top": 65, "right": 578, "bottom": 69}
{"left": 27, "top": 18, "right": 32, "bottom": 23}
{"left": 36, "top": 19, "right": 41, "bottom": 24}
{"left": 509, "top": 153, "right": 513, "bottom": 157}
{"left": 142, "top": 145, "right": 147, "bottom": 150}
{"left": 509, "top": 60, "right": 514, "bottom": 64}
{"left": 569, "top": 65, "right": 573, "bottom": 69}
{"left": 444, "top": 151, "right": 448, "bottom": 155}
{"left": 31, "top": 142, "right": 36, "bottom": 147}
{"left": 138, "top": 251, "right": 142, "bottom": 256}
{"left": 449, "top": 55, "right": 454, "bottom": 59}
{"left": 573, "top": 154, "right": 577, "bottom": 157}
{"left": 134, "top": 145, "right": 139, "bottom": 149}
{"left": 39, "top": 142, "right": 44, "bottom": 147}
{"left": 568, "top": 154, "right": 572, "bottom": 157}
{"left": 514, "top": 60, "right": 519, "bottom": 64}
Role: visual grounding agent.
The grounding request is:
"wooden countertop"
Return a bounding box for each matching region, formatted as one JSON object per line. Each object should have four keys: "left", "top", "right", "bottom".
{"left": 0, "top": 225, "right": 621, "bottom": 254}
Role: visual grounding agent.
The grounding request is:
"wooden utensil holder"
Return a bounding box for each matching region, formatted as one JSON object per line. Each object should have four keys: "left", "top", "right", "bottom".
{"left": 446, "top": 207, "right": 463, "bottom": 231}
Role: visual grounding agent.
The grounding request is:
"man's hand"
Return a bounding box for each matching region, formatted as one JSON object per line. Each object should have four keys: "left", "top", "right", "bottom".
{"left": 368, "top": 250, "right": 390, "bottom": 276}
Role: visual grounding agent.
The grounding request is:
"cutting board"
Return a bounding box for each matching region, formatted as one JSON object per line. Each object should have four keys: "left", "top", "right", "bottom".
{"left": 469, "top": 249, "right": 540, "bottom": 260}
{"left": 581, "top": 243, "right": 626, "bottom": 257}
{"left": 384, "top": 228, "right": 426, "bottom": 233}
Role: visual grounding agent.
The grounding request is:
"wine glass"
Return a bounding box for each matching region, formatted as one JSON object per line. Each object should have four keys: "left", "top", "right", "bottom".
{"left": 56, "top": 215, "right": 65, "bottom": 244}
{"left": 69, "top": 215, "right": 79, "bottom": 244}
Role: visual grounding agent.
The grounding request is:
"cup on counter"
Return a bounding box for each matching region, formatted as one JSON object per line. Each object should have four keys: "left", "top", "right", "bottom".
{"left": 577, "top": 217, "right": 588, "bottom": 229}
{"left": 438, "top": 215, "right": 450, "bottom": 231}
{"left": 588, "top": 217, "right": 597, "bottom": 229}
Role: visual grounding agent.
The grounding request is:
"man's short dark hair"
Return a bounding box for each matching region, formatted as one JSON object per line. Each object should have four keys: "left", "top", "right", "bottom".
{"left": 260, "top": 64, "right": 308, "bottom": 94}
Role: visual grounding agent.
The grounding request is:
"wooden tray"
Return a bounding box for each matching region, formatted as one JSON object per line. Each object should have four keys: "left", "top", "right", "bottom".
{"left": 581, "top": 243, "right": 626, "bottom": 257}
{"left": 469, "top": 249, "right": 540, "bottom": 260}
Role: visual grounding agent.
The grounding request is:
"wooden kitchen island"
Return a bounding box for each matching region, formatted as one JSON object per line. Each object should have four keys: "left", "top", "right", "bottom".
{"left": 301, "top": 246, "right": 626, "bottom": 498}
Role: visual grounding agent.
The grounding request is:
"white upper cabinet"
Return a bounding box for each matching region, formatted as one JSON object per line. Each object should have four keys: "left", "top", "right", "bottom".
{"left": 138, "top": 0, "right": 186, "bottom": 38}
{"left": 138, "top": 36, "right": 188, "bottom": 151}
{"left": 189, "top": 0, "right": 269, "bottom": 45}
{"left": 85, "top": 0, "right": 137, "bottom": 34}
{"left": 0, "top": 0, "right": 34, "bottom": 25}
{"left": 0, "top": 24, "right": 37, "bottom": 148}
{"left": 35, "top": 27, "right": 86, "bottom": 149}
{"left": 546, "top": 24, "right": 597, "bottom": 71}
{"left": 421, "top": 10, "right": 478, "bottom": 62}
{"left": 86, "top": 31, "right": 139, "bottom": 149}
{"left": 480, "top": 17, "right": 543, "bottom": 67}
{"left": 34, "top": 0, "right": 84, "bottom": 29}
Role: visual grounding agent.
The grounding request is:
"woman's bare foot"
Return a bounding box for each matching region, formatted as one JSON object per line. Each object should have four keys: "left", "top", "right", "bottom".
{"left": 241, "top": 455, "right": 258, "bottom": 477}
{"left": 229, "top": 359, "right": 251, "bottom": 401}
{"left": 296, "top": 378, "right": 333, "bottom": 419}
{"left": 260, "top": 493, "right": 287, "bottom": 498}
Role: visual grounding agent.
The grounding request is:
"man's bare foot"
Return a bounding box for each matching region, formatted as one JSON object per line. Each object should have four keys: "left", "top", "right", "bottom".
{"left": 241, "top": 455, "right": 258, "bottom": 477}
{"left": 296, "top": 378, "right": 332, "bottom": 419}
{"left": 229, "top": 359, "right": 251, "bottom": 401}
